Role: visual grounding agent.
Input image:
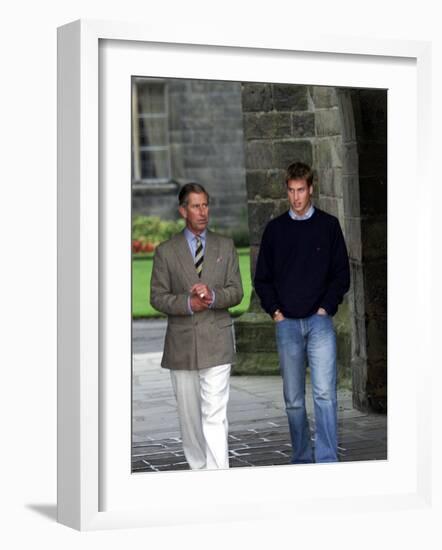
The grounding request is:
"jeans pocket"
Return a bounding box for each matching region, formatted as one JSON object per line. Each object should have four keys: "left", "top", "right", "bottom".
{"left": 315, "top": 312, "right": 329, "bottom": 319}
{"left": 275, "top": 318, "right": 288, "bottom": 337}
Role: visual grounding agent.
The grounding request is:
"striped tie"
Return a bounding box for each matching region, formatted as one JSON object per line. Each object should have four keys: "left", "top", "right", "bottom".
{"left": 194, "top": 236, "right": 204, "bottom": 277}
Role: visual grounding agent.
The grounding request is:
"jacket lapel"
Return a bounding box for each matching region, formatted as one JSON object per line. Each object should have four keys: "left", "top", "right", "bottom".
{"left": 172, "top": 231, "right": 200, "bottom": 288}
{"left": 201, "top": 230, "right": 220, "bottom": 287}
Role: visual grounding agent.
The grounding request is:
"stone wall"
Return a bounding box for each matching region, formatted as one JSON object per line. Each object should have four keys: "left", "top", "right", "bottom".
{"left": 132, "top": 79, "right": 248, "bottom": 230}
{"left": 237, "top": 82, "right": 387, "bottom": 412}
{"left": 243, "top": 83, "right": 314, "bottom": 276}
{"left": 236, "top": 83, "right": 352, "bottom": 384}
{"left": 350, "top": 89, "right": 387, "bottom": 412}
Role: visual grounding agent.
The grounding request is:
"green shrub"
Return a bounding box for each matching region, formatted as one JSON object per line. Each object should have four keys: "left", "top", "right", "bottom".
{"left": 132, "top": 215, "right": 250, "bottom": 248}
{"left": 132, "top": 216, "right": 185, "bottom": 244}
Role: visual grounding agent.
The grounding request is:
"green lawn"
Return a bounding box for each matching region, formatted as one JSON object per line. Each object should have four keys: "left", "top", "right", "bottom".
{"left": 132, "top": 247, "right": 252, "bottom": 318}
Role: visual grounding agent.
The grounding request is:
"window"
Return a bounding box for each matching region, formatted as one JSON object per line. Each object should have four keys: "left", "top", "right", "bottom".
{"left": 132, "top": 78, "right": 171, "bottom": 184}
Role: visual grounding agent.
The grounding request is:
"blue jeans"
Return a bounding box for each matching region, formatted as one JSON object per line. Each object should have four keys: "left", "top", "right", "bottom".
{"left": 275, "top": 314, "right": 337, "bottom": 464}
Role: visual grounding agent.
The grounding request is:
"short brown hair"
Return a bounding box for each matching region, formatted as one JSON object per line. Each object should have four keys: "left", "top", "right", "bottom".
{"left": 178, "top": 183, "right": 210, "bottom": 206}
{"left": 285, "top": 162, "right": 314, "bottom": 186}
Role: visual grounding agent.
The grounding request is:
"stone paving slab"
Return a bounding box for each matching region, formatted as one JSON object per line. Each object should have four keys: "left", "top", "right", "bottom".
{"left": 131, "top": 321, "right": 387, "bottom": 473}
{"left": 132, "top": 420, "right": 387, "bottom": 473}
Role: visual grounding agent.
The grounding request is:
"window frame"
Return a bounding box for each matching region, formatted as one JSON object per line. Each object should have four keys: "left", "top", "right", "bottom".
{"left": 131, "top": 76, "right": 172, "bottom": 186}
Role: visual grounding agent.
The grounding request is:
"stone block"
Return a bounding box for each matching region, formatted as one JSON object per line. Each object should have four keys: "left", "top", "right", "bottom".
{"left": 314, "top": 137, "right": 342, "bottom": 169}
{"left": 235, "top": 312, "right": 278, "bottom": 352}
{"left": 342, "top": 142, "right": 358, "bottom": 174}
{"left": 246, "top": 171, "right": 266, "bottom": 199}
{"left": 215, "top": 143, "right": 244, "bottom": 165}
{"left": 311, "top": 86, "right": 338, "bottom": 108}
{"left": 241, "top": 83, "right": 273, "bottom": 112}
{"left": 344, "top": 217, "right": 362, "bottom": 262}
{"left": 234, "top": 312, "right": 280, "bottom": 374}
{"left": 186, "top": 167, "right": 215, "bottom": 187}
{"left": 272, "top": 84, "right": 309, "bottom": 111}
{"left": 353, "top": 315, "right": 367, "bottom": 360}
{"left": 169, "top": 79, "right": 188, "bottom": 93}
{"left": 318, "top": 196, "right": 341, "bottom": 219}
{"left": 232, "top": 352, "right": 279, "bottom": 375}
{"left": 317, "top": 167, "right": 342, "bottom": 197}
{"left": 269, "top": 113, "right": 293, "bottom": 138}
{"left": 273, "top": 140, "right": 312, "bottom": 170}
{"left": 334, "top": 301, "right": 352, "bottom": 384}
{"left": 311, "top": 182, "right": 320, "bottom": 201}
{"left": 213, "top": 104, "right": 243, "bottom": 121}
{"left": 208, "top": 81, "right": 241, "bottom": 94}
{"left": 352, "top": 357, "right": 367, "bottom": 389}
{"left": 291, "top": 112, "right": 315, "bottom": 137}
{"left": 350, "top": 261, "right": 366, "bottom": 319}
{"left": 190, "top": 81, "right": 211, "bottom": 93}
{"left": 315, "top": 108, "right": 341, "bottom": 136}
{"left": 248, "top": 201, "right": 279, "bottom": 245}
{"left": 337, "top": 199, "right": 345, "bottom": 223}
{"left": 246, "top": 169, "right": 286, "bottom": 200}
{"left": 245, "top": 140, "right": 273, "bottom": 170}
{"left": 170, "top": 144, "right": 185, "bottom": 176}
{"left": 213, "top": 127, "right": 243, "bottom": 144}
{"left": 243, "top": 113, "right": 292, "bottom": 140}
{"left": 342, "top": 175, "right": 361, "bottom": 217}
{"left": 337, "top": 90, "right": 356, "bottom": 142}
{"left": 267, "top": 168, "right": 288, "bottom": 188}
{"left": 185, "top": 97, "right": 212, "bottom": 119}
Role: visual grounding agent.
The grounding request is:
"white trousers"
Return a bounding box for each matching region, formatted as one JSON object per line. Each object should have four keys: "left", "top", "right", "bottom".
{"left": 170, "top": 363, "right": 231, "bottom": 470}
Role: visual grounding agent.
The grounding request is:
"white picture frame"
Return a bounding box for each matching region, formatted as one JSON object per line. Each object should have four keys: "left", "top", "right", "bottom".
{"left": 57, "top": 19, "right": 432, "bottom": 531}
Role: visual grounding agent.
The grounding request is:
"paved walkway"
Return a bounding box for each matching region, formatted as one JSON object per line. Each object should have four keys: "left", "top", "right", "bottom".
{"left": 132, "top": 320, "right": 387, "bottom": 472}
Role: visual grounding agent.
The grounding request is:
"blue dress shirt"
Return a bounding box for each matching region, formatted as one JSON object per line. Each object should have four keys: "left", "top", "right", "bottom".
{"left": 289, "top": 203, "right": 315, "bottom": 221}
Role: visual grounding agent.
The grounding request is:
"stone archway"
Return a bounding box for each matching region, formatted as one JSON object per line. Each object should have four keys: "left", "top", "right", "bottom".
{"left": 337, "top": 88, "right": 387, "bottom": 412}
{"left": 235, "top": 83, "right": 387, "bottom": 413}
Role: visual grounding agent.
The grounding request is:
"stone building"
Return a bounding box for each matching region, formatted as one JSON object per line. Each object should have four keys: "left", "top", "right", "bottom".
{"left": 132, "top": 78, "right": 387, "bottom": 413}
{"left": 131, "top": 77, "right": 247, "bottom": 228}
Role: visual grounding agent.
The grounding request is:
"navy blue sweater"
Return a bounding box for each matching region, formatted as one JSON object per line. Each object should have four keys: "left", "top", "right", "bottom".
{"left": 254, "top": 208, "right": 350, "bottom": 318}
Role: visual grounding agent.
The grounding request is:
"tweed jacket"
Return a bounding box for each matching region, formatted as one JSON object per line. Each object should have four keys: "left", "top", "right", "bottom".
{"left": 150, "top": 230, "right": 243, "bottom": 370}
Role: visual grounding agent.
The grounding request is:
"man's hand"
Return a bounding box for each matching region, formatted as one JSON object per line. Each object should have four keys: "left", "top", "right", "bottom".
{"left": 190, "top": 283, "right": 213, "bottom": 306}
{"left": 189, "top": 294, "right": 209, "bottom": 312}
{"left": 316, "top": 307, "right": 328, "bottom": 316}
{"left": 273, "top": 309, "right": 285, "bottom": 322}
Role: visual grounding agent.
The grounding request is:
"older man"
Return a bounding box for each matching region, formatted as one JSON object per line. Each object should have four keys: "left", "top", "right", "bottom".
{"left": 150, "top": 183, "right": 243, "bottom": 470}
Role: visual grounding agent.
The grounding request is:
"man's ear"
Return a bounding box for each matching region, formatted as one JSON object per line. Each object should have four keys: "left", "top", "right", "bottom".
{"left": 309, "top": 184, "right": 314, "bottom": 197}
{"left": 178, "top": 205, "right": 187, "bottom": 219}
